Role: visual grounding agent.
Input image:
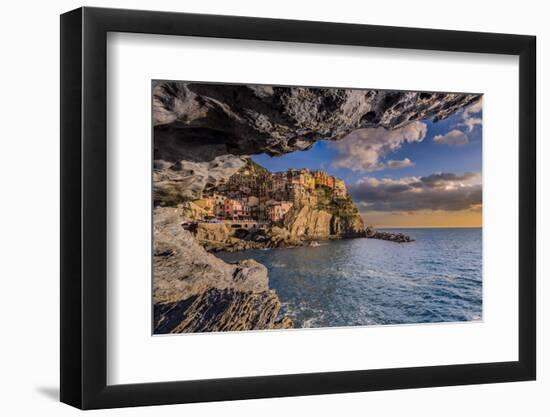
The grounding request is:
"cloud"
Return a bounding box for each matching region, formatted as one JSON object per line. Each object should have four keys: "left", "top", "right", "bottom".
{"left": 386, "top": 158, "right": 415, "bottom": 169}
{"left": 466, "top": 98, "right": 482, "bottom": 114}
{"left": 418, "top": 172, "right": 480, "bottom": 186}
{"left": 461, "top": 116, "right": 482, "bottom": 133}
{"left": 457, "top": 98, "right": 482, "bottom": 132}
{"left": 349, "top": 172, "right": 482, "bottom": 212}
{"left": 331, "top": 122, "right": 427, "bottom": 172}
{"left": 432, "top": 98, "right": 482, "bottom": 147}
{"left": 433, "top": 129, "right": 469, "bottom": 146}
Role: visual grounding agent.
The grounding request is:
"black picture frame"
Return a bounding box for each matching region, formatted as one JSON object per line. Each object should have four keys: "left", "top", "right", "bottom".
{"left": 60, "top": 6, "right": 536, "bottom": 410}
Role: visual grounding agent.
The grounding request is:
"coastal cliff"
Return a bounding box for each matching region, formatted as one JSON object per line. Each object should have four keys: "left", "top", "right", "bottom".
{"left": 284, "top": 188, "right": 366, "bottom": 240}
{"left": 192, "top": 204, "right": 365, "bottom": 253}
{"left": 187, "top": 159, "right": 366, "bottom": 251}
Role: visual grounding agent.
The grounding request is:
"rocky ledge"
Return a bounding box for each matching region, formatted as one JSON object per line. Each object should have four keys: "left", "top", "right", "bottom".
{"left": 192, "top": 223, "right": 358, "bottom": 253}
{"left": 192, "top": 222, "right": 305, "bottom": 252}
{"left": 153, "top": 207, "right": 292, "bottom": 333}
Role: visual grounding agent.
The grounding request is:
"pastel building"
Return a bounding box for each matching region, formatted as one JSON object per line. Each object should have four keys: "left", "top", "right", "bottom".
{"left": 224, "top": 199, "right": 244, "bottom": 219}
{"left": 213, "top": 166, "right": 347, "bottom": 222}
{"left": 224, "top": 198, "right": 254, "bottom": 220}
{"left": 266, "top": 201, "right": 293, "bottom": 222}
{"left": 288, "top": 168, "right": 315, "bottom": 191}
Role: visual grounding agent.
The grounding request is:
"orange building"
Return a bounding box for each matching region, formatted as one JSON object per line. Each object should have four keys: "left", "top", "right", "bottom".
{"left": 313, "top": 170, "right": 334, "bottom": 188}
{"left": 287, "top": 168, "right": 315, "bottom": 191}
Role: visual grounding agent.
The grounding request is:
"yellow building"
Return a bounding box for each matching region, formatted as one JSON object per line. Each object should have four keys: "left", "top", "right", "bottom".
{"left": 333, "top": 178, "right": 347, "bottom": 198}
{"left": 193, "top": 197, "right": 215, "bottom": 217}
{"left": 302, "top": 170, "right": 315, "bottom": 190}
{"left": 313, "top": 170, "right": 334, "bottom": 188}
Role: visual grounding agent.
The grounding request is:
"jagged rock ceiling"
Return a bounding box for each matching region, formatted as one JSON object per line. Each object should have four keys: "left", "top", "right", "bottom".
{"left": 152, "top": 81, "right": 481, "bottom": 203}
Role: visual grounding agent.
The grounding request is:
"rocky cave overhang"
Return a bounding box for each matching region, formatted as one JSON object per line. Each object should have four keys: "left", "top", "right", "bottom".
{"left": 152, "top": 81, "right": 481, "bottom": 203}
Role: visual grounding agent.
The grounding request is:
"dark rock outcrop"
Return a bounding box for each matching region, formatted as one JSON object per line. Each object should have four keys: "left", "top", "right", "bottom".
{"left": 365, "top": 226, "right": 414, "bottom": 243}
{"left": 330, "top": 214, "right": 366, "bottom": 238}
{"left": 155, "top": 288, "right": 291, "bottom": 333}
{"left": 154, "top": 82, "right": 479, "bottom": 158}
{"left": 193, "top": 222, "right": 270, "bottom": 252}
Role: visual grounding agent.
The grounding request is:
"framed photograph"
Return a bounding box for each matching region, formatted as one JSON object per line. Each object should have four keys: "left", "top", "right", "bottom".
{"left": 60, "top": 6, "right": 536, "bottom": 409}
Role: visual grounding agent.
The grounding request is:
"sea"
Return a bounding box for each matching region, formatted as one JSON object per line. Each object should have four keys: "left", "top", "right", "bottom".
{"left": 216, "top": 228, "right": 482, "bottom": 328}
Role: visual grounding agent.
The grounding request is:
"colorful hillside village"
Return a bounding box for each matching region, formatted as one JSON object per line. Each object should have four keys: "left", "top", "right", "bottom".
{"left": 193, "top": 164, "right": 348, "bottom": 224}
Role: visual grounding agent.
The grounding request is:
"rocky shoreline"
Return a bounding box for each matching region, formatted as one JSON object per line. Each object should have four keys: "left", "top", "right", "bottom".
{"left": 190, "top": 221, "right": 366, "bottom": 253}
{"left": 189, "top": 222, "right": 307, "bottom": 252}
{"left": 190, "top": 221, "right": 414, "bottom": 254}
{"left": 154, "top": 207, "right": 413, "bottom": 334}
{"left": 153, "top": 207, "right": 293, "bottom": 333}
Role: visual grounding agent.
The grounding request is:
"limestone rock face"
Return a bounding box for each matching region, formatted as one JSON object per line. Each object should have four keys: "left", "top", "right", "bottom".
{"left": 153, "top": 207, "right": 290, "bottom": 332}
{"left": 154, "top": 155, "right": 246, "bottom": 205}
{"left": 284, "top": 206, "right": 332, "bottom": 240}
{"left": 281, "top": 188, "right": 366, "bottom": 240}
{"left": 283, "top": 205, "right": 366, "bottom": 240}
{"left": 194, "top": 223, "right": 232, "bottom": 245}
{"left": 330, "top": 214, "right": 366, "bottom": 238}
{"left": 267, "top": 226, "right": 292, "bottom": 246}
{"left": 178, "top": 201, "right": 209, "bottom": 221}
{"left": 153, "top": 81, "right": 481, "bottom": 201}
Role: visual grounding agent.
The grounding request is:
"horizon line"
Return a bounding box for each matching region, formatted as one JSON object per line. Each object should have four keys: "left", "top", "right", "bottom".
{"left": 373, "top": 225, "right": 482, "bottom": 229}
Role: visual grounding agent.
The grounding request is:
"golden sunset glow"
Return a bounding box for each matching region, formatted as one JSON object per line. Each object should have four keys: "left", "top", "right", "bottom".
{"left": 362, "top": 209, "right": 482, "bottom": 229}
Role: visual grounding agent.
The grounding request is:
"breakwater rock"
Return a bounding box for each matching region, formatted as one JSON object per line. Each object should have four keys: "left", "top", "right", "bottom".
{"left": 366, "top": 227, "right": 414, "bottom": 243}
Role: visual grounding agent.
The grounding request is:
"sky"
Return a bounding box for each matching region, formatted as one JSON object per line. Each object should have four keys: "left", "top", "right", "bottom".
{"left": 252, "top": 98, "right": 483, "bottom": 228}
